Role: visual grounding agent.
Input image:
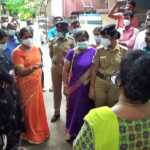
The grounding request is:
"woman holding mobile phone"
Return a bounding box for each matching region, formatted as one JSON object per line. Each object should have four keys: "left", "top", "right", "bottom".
{"left": 12, "top": 27, "right": 50, "bottom": 144}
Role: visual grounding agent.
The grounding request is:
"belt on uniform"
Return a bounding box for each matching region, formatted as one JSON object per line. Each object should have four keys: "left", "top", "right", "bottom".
{"left": 96, "top": 72, "right": 111, "bottom": 80}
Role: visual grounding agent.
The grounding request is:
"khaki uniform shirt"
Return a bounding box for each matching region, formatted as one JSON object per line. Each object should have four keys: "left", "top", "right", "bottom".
{"left": 49, "top": 36, "right": 74, "bottom": 65}
{"left": 94, "top": 44, "right": 127, "bottom": 75}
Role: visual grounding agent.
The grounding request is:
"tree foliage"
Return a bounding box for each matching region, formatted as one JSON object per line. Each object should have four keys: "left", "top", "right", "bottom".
{"left": 3, "top": 0, "right": 41, "bottom": 20}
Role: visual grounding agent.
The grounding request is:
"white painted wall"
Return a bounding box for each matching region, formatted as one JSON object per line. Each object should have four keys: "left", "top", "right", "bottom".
{"left": 51, "top": 0, "right": 63, "bottom": 17}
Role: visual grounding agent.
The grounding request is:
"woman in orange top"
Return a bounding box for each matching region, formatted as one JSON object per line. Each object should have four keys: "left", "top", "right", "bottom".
{"left": 12, "top": 27, "right": 50, "bottom": 144}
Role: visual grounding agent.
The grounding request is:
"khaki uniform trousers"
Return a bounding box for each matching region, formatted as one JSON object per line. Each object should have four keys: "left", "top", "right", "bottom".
{"left": 94, "top": 76, "right": 118, "bottom": 107}
{"left": 51, "top": 63, "right": 63, "bottom": 115}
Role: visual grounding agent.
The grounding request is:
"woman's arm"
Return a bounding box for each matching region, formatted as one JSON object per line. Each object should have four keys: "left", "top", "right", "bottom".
{"left": 15, "top": 64, "right": 41, "bottom": 77}
{"left": 12, "top": 49, "right": 42, "bottom": 77}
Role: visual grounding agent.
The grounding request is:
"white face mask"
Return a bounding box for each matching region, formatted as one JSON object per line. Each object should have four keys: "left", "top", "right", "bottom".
{"left": 57, "top": 32, "right": 65, "bottom": 38}
{"left": 8, "top": 30, "right": 16, "bottom": 36}
{"left": 94, "top": 35, "right": 101, "bottom": 45}
{"left": 77, "top": 41, "right": 88, "bottom": 50}
{"left": 22, "top": 38, "right": 33, "bottom": 47}
{"left": 0, "top": 43, "right": 7, "bottom": 51}
{"left": 101, "top": 37, "right": 111, "bottom": 49}
{"left": 2, "top": 22, "right": 8, "bottom": 28}
{"left": 123, "top": 19, "right": 131, "bottom": 27}
{"left": 72, "top": 28, "right": 81, "bottom": 33}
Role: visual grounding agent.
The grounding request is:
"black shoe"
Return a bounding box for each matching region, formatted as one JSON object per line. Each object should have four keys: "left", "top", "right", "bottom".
{"left": 51, "top": 114, "right": 60, "bottom": 122}
{"left": 66, "top": 136, "right": 75, "bottom": 145}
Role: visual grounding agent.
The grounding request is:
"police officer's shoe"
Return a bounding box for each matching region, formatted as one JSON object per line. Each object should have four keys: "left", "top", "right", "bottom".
{"left": 51, "top": 114, "right": 60, "bottom": 122}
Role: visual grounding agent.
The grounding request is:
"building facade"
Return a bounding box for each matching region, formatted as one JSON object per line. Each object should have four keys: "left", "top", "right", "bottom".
{"left": 45, "top": 0, "right": 117, "bottom": 17}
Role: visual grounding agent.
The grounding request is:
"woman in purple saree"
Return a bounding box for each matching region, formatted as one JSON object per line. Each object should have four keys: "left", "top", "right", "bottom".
{"left": 63, "top": 30, "right": 96, "bottom": 142}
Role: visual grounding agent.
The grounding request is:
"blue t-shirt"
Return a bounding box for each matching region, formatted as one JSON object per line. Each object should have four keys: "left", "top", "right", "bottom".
{"left": 48, "top": 26, "right": 58, "bottom": 40}
{"left": 5, "top": 36, "right": 19, "bottom": 63}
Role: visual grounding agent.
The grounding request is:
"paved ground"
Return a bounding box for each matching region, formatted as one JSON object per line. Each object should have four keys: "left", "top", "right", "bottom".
{"left": 22, "top": 44, "right": 72, "bottom": 150}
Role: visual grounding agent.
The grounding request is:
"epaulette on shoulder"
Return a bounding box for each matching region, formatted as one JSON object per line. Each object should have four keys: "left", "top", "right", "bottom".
{"left": 66, "top": 34, "right": 74, "bottom": 40}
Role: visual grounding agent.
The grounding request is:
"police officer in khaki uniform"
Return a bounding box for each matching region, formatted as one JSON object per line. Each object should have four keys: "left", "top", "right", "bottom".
{"left": 89, "top": 24, "right": 127, "bottom": 107}
{"left": 50, "top": 20, "right": 75, "bottom": 122}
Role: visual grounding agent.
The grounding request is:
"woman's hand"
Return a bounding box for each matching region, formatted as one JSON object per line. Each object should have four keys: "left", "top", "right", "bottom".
{"left": 15, "top": 64, "right": 43, "bottom": 77}
{"left": 31, "top": 64, "right": 42, "bottom": 70}
{"left": 89, "top": 86, "right": 96, "bottom": 100}
{"left": 63, "top": 84, "right": 70, "bottom": 96}
{"left": 30, "top": 64, "right": 43, "bottom": 72}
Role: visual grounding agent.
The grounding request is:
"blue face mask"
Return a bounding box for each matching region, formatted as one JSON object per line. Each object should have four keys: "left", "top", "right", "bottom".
{"left": 77, "top": 41, "right": 88, "bottom": 50}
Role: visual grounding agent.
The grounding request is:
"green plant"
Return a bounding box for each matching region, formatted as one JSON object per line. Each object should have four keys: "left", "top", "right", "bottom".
{"left": 4, "top": 0, "right": 42, "bottom": 20}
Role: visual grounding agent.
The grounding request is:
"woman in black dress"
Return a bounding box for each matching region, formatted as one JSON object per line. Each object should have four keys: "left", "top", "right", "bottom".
{"left": 0, "top": 29, "right": 25, "bottom": 149}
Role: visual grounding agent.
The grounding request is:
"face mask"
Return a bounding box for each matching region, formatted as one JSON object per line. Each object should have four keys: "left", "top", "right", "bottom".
{"left": 123, "top": 19, "right": 131, "bottom": 27}
{"left": 72, "top": 28, "right": 80, "bottom": 33}
{"left": 77, "top": 41, "right": 88, "bottom": 50}
{"left": 8, "top": 30, "right": 16, "bottom": 36}
{"left": 0, "top": 43, "right": 7, "bottom": 50}
{"left": 101, "top": 38, "right": 111, "bottom": 49}
{"left": 2, "top": 22, "right": 8, "bottom": 28}
{"left": 22, "top": 38, "right": 33, "bottom": 47}
{"left": 58, "top": 32, "right": 65, "bottom": 38}
{"left": 94, "top": 35, "right": 101, "bottom": 45}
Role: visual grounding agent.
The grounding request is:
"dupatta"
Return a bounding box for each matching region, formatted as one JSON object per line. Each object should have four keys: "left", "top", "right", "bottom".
{"left": 67, "top": 49, "right": 93, "bottom": 95}
{"left": 85, "top": 106, "right": 119, "bottom": 150}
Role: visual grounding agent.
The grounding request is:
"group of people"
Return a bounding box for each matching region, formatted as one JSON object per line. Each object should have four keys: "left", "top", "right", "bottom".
{"left": 49, "top": 0, "right": 150, "bottom": 149}
{"left": 0, "top": 18, "right": 50, "bottom": 149}
{"left": 73, "top": 1, "right": 150, "bottom": 150}
{"left": 0, "top": 0, "right": 150, "bottom": 149}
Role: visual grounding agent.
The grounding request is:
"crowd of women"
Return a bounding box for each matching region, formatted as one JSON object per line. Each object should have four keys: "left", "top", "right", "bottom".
{"left": 0, "top": 0, "right": 150, "bottom": 149}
